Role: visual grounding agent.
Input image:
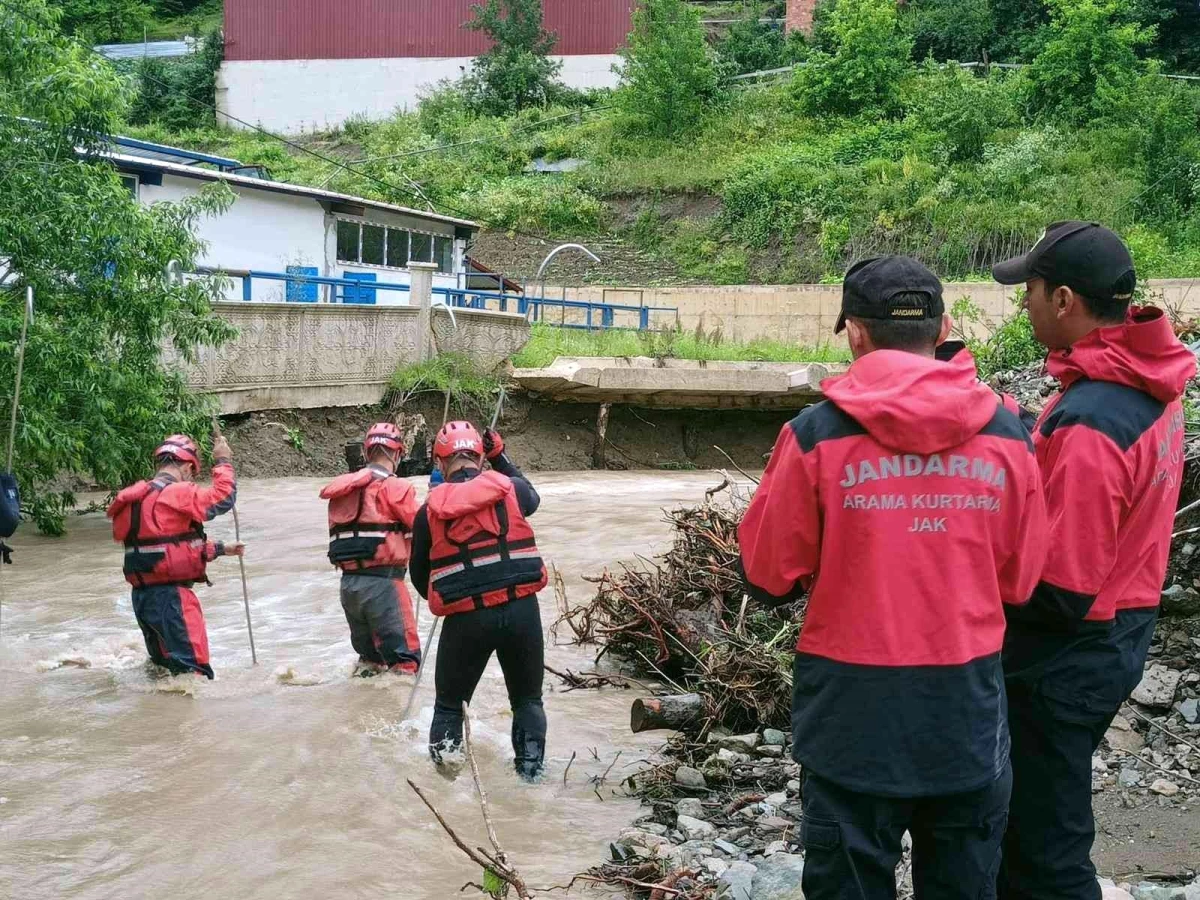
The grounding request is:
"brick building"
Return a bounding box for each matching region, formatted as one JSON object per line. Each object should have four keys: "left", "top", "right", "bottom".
{"left": 786, "top": 0, "right": 819, "bottom": 34}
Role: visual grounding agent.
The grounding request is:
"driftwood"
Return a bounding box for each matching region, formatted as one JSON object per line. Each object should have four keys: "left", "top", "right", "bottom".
{"left": 631, "top": 693, "right": 705, "bottom": 733}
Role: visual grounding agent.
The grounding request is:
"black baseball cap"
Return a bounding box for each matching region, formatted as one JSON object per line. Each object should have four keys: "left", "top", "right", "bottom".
{"left": 992, "top": 221, "right": 1136, "bottom": 301}
{"left": 836, "top": 255, "right": 944, "bottom": 334}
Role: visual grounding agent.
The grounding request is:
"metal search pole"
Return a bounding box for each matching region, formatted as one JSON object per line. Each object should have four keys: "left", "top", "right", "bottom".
{"left": 212, "top": 417, "right": 258, "bottom": 665}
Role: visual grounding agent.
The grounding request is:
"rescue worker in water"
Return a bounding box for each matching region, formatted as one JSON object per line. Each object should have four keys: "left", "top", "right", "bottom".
{"left": 409, "top": 421, "right": 548, "bottom": 780}
{"left": 108, "top": 434, "right": 244, "bottom": 679}
{"left": 320, "top": 423, "right": 422, "bottom": 676}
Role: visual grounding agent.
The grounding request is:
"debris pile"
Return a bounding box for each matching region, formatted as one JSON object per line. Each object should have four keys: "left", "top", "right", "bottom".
{"left": 582, "top": 726, "right": 809, "bottom": 900}
{"left": 557, "top": 500, "right": 801, "bottom": 735}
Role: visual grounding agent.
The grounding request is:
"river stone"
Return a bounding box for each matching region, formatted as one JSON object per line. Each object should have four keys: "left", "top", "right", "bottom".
{"left": 713, "top": 733, "right": 762, "bottom": 751}
{"left": 757, "top": 816, "right": 795, "bottom": 834}
{"left": 638, "top": 822, "right": 669, "bottom": 836}
{"left": 1179, "top": 698, "right": 1199, "bottom": 724}
{"left": 705, "top": 857, "right": 730, "bottom": 877}
{"left": 718, "top": 748, "right": 754, "bottom": 765}
{"left": 762, "top": 791, "right": 788, "bottom": 808}
{"left": 714, "top": 838, "right": 742, "bottom": 856}
{"left": 751, "top": 852, "right": 806, "bottom": 900}
{"left": 762, "top": 729, "right": 788, "bottom": 747}
{"left": 617, "top": 829, "right": 670, "bottom": 851}
{"left": 1131, "top": 882, "right": 1200, "bottom": 900}
{"left": 1132, "top": 665, "right": 1184, "bottom": 709}
{"left": 1150, "top": 778, "right": 1180, "bottom": 797}
{"left": 1118, "top": 768, "right": 1144, "bottom": 788}
{"left": 676, "top": 798, "right": 706, "bottom": 820}
{"left": 675, "top": 766, "right": 708, "bottom": 789}
{"left": 1100, "top": 881, "right": 1135, "bottom": 900}
{"left": 763, "top": 840, "right": 789, "bottom": 856}
{"left": 1106, "top": 726, "right": 1146, "bottom": 754}
{"left": 719, "top": 861, "right": 758, "bottom": 900}
{"left": 1161, "top": 584, "right": 1200, "bottom": 616}
{"left": 756, "top": 745, "right": 784, "bottom": 758}
{"left": 678, "top": 815, "right": 718, "bottom": 841}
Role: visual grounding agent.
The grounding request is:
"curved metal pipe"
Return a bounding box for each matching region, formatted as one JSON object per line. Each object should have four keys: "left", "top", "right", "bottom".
{"left": 532, "top": 243, "right": 601, "bottom": 324}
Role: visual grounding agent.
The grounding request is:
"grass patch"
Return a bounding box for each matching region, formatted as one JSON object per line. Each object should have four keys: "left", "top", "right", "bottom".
{"left": 388, "top": 354, "right": 502, "bottom": 415}
{"left": 510, "top": 323, "right": 850, "bottom": 368}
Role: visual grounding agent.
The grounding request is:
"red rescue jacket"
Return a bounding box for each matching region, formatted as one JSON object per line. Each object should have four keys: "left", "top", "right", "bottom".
{"left": 739, "top": 349, "right": 1048, "bottom": 797}
{"left": 108, "top": 462, "right": 237, "bottom": 588}
{"left": 320, "top": 466, "right": 417, "bottom": 574}
{"left": 1022, "top": 307, "right": 1197, "bottom": 625}
{"left": 425, "top": 471, "right": 546, "bottom": 617}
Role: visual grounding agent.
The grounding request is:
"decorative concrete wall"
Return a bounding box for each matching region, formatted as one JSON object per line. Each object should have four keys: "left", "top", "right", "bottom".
{"left": 173, "top": 302, "right": 530, "bottom": 413}
{"left": 549, "top": 279, "right": 1200, "bottom": 347}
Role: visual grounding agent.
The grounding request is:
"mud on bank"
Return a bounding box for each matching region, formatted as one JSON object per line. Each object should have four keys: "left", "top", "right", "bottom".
{"left": 219, "top": 393, "right": 791, "bottom": 479}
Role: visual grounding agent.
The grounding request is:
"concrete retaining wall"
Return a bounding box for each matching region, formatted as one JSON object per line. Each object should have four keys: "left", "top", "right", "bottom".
{"left": 550, "top": 279, "right": 1200, "bottom": 346}
{"left": 171, "top": 302, "right": 530, "bottom": 413}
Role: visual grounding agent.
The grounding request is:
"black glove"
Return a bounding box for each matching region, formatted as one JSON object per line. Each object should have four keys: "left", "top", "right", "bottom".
{"left": 0, "top": 540, "right": 12, "bottom": 565}
{"left": 483, "top": 429, "right": 505, "bottom": 461}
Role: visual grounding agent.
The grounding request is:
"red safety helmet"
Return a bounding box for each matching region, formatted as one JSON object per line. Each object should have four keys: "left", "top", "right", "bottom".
{"left": 154, "top": 434, "right": 201, "bottom": 470}
{"left": 364, "top": 422, "right": 404, "bottom": 458}
{"left": 434, "top": 421, "right": 483, "bottom": 461}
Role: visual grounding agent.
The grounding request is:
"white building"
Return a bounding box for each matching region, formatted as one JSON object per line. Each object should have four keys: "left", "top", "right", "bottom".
{"left": 108, "top": 137, "right": 480, "bottom": 306}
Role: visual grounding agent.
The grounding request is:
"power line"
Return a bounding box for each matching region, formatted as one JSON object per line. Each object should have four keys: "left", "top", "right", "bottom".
{"left": 0, "top": 0, "right": 562, "bottom": 245}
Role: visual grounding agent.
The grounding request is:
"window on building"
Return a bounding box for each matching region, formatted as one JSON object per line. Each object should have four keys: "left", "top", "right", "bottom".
{"left": 337, "top": 219, "right": 360, "bottom": 263}
{"left": 435, "top": 236, "right": 454, "bottom": 274}
{"left": 386, "top": 228, "right": 409, "bottom": 268}
{"left": 361, "top": 223, "right": 385, "bottom": 266}
{"left": 120, "top": 174, "right": 139, "bottom": 198}
{"left": 411, "top": 231, "right": 433, "bottom": 264}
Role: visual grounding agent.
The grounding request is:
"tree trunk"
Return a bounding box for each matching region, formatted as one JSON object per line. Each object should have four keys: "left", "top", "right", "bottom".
{"left": 630, "top": 693, "right": 705, "bottom": 733}
{"left": 592, "top": 402, "right": 611, "bottom": 470}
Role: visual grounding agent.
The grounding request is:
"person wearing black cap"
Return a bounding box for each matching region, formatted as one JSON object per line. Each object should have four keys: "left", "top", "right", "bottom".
{"left": 740, "top": 256, "right": 1048, "bottom": 900}
{"left": 991, "top": 223, "right": 1197, "bottom": 900}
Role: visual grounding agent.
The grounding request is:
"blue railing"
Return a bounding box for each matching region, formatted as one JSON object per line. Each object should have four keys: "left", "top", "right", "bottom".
{"left": 230, "top": 270, "right": 677, "bottom": 331}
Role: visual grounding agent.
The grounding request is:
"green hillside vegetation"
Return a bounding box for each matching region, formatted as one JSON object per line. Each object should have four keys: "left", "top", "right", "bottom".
{"left": 120, "top": 0, "right": 1200, "bottom": 286}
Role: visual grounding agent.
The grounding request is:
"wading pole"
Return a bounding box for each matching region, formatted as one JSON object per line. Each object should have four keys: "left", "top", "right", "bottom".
{"left": 212, "top": 418, "right": 257, "bottom": 664}
{"left": 1, "top": 288, "right": 33, "bottom": 637}
{"left": 401, "top": 616, "right": 440, "bottom": 723}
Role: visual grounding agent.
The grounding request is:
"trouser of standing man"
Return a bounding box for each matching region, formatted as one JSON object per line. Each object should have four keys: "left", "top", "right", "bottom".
{"left": 998, "top": 609, "right": 1158, "bottom": 900}
{"left": 428, "top": 594, "right": 546, "bottom": 778}
{"left": 799, "top": 764, "right": 1011, "bottom": 900}
{"left": 132, "top": 584, "right": 214, "bottom": 679}
{"left": 339, "top": 571, "right": 421, "bottom": 672}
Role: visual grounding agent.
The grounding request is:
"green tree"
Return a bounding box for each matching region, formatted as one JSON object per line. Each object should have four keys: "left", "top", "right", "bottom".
{"left": 902, "top": 0, "right": 996, "bottom": 62}
{"left": 616, "top": 0, "right": 726, "bottom": 136}
{"left": 464, "top": 0, "right": 563, "bottom": 115}
{"left": 1, "top": 0, "right": 235, "bottom": 533}
{"left": 51, "top": 0, "right": 152, "bottom": 43}
{"left": 1025, "top": 0, "right": 1154, "bottom": 124}
{"left": 793, "top": 0, "right": 914, "bottom": 117}
{"left": 717, "top": 2, "right": 804, "bottom": 75}
{"left": 127, "top": 26, "right": 224, "bottom": 129}
{"left": 906, "top": 63, "right": 1019, "bottom": 161}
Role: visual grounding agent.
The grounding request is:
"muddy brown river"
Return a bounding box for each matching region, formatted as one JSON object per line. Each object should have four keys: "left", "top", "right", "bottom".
{"left": 0, "top": 472, "right": 732, "bottom": 899}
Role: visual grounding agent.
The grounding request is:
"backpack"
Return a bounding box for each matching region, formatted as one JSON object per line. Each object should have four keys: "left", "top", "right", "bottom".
{"left": 0, "top": 472, "right": 20, "bottom": 538}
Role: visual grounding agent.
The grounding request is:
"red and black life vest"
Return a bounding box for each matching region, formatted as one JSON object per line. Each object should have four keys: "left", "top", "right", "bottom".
{"left": 109, "top": 480, "right": 208, "bottom": 588}
{"left": 425, "top": 471, "right": 547, "bottom": 617}
{"left": 322, "top": 467, "right": 411, "bottom": 573}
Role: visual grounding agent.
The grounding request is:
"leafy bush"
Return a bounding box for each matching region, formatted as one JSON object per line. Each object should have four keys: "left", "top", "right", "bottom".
{"left": 717, "top": 3, "right": 806, "bottom": 75}
{"left": 55, "top": 0, "right": 151, "bottom": 43}
{"left": 389, "top": 354, "right": 502, "bottom": 415}
{"left": 1025, "top": 0, "right": 1153, "bottom": 125}
{"left": 463, "top": 0, "right": 564, "bottom": 115}
{"left": 792, "top": 0, "right": 914, "bottom": 117}
{"left": 903, "top": 0, "right": 995, "bottom": 62}
{"left": 971, "top": 302, "right": 1044, "bottom": 378}
{"left": 127, "top": 27, "right": 223, "bottom": 129}
{"left": 475, "top": 177, "right": 604, "bottom": 234}
{"left": 905, "top": 65, "right": 1019, "bottom": 162}
{"left": 616, "top": 0, "right": 727, "bottom": 137}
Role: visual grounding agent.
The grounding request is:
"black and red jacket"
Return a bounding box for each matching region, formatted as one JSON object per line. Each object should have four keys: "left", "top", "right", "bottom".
{"left": 740, "top": 349, "right": 1048, "bottom": 797}
{"left": 1007, "top": 308, "right": 1196, "bottom": 637}
{"left": 108, "top": 462, "right": 237, "bottom": 588}
{"left": 320, "top": 465, "right": 417, "bottom": 575}
{"left": 410, "top": 461, "right": 545, "bottom": 617}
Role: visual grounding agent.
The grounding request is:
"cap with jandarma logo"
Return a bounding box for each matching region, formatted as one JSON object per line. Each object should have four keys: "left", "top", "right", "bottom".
{"left": 992, "top": 221, "right": 1136, "bottom": 302}
{"left": 835, "top": 255, "right": 945, "bottom": 335}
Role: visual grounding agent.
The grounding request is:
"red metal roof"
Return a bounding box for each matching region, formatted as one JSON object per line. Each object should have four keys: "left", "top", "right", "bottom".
{"left": 224, "top": 0, "right": 635, "bottom": 62}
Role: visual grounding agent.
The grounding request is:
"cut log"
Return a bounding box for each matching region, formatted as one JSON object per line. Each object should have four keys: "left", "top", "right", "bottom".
{"left": 631, "top": 693, "right": 705, "bottom": 733}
